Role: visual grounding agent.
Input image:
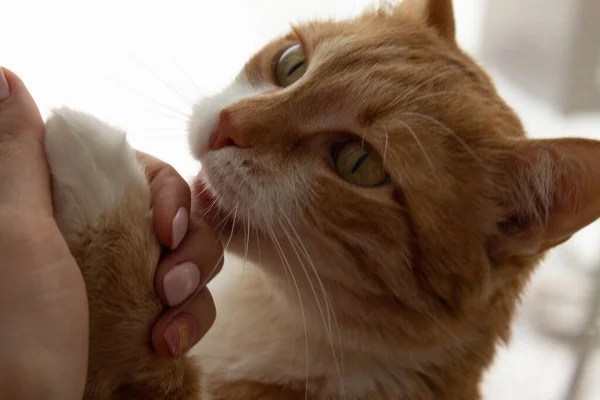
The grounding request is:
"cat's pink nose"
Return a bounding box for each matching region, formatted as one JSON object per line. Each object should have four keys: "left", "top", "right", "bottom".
{"left": 208, "top": 110, "right": 250, "bottom": 150}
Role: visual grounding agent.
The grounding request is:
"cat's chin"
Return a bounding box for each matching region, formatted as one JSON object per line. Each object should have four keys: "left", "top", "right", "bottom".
{"left": 191, "top": 172, "right": 243, "bottom": 238}
{"left": 192, "top": 173, "right": 221, "bottom": 226}
{"left": 191, "top": 173, "right": 214, "bottom": 210}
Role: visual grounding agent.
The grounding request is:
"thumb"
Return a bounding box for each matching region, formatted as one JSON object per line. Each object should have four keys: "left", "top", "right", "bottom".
{"left": 0, "top": 67, "right": 52, "bottom": 219}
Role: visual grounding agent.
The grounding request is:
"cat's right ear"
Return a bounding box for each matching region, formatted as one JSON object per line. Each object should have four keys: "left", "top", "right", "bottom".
{"left": 395, "top": 0, "right": 456, "bottom": 42}
{"left": 491, "top": 138, "right": 600, "bottom": 258}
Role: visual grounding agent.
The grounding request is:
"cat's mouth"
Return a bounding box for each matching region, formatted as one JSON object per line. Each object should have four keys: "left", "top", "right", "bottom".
{"left": 192, "top": 174, "right": 215, "bottom": 210}
{"left": 191, "top": 173, "right": 240, "bottom": 234}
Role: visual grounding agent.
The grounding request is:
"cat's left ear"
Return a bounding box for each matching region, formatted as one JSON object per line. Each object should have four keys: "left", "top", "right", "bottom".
{"left": 492, "top": 138, "right": 600, "bottom": 257}
{"left": 396, "top": 0, "right": 456, "bottom": 42}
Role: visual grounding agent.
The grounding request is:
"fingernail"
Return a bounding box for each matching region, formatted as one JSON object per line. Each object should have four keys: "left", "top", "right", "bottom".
{"left": 171, "top": 207, "right": 188, "bottom": 249}
{"left": 0, "top": 68, "right": 9, "bottom": 102}
{"left": 164, "top": 313, "right": 199, "bottom": 357}
{"left": 164, "top": 262, "right": 200, "bottom": 306}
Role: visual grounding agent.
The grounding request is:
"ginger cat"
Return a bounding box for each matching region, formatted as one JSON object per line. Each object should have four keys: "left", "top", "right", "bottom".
{"left": 44, "top": 0, "right": 600, "bottom": 398}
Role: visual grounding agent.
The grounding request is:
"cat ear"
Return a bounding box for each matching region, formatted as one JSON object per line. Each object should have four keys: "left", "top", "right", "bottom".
{"left": 492, "top": 138, "right": 600, "bottom": 257}
{"left": 396, "top": 0, "right": 456, "bottom": 41}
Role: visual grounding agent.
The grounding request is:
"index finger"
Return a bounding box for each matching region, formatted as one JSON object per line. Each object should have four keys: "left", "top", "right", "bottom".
{"left": 137, "top": 152, "right": 191, "bottom": 250}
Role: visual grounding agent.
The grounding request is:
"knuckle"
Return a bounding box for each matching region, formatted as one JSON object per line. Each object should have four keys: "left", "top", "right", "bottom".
{"left": 201, "top": 290, "right": 217, "bottom": 317}
{"left": 0, "top": 130, "right": 18, "bottom": 155}
{"left": 195, "top": 220, "right": 221, "bottom": 243}
{"left": 155, "top": 167, "right": 190, "bottom": 199}
{"left": 162, "top": 165, "right": 183, "bottom": 185}
{"left": 161, "top": 164, "right": 179, "bottom": 181}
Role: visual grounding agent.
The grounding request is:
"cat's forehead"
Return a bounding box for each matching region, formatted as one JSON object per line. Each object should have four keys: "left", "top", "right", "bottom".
{"left": 235, "top": 20, "right": 476, "bottom": 136}
{"left": 240, "top": 14, "right": 475, "bottom": 108}
{"left": 243, "top": 11, "right": 451, "bottom": 79}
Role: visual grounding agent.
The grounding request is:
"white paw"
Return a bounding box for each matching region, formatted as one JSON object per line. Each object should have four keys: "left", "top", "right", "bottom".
{"left": 45, "top": 107, "right": 148, "bottom": 238}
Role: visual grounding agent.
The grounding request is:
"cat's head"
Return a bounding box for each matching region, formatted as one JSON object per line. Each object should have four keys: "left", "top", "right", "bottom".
{"left": 188, "top": 0, "right": 600, "bottom": 353}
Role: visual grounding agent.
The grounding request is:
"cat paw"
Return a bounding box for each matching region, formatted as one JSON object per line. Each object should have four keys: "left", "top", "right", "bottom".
{"left": 45, "top": 107, "right": 148, "bottom": 238}
{"left": 45, "top": 108, "right": 203, "bottom": 399}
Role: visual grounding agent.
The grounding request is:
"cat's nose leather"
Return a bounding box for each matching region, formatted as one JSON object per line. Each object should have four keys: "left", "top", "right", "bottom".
{"left": 208, "top": 110, "right": 250, "bottom": 150}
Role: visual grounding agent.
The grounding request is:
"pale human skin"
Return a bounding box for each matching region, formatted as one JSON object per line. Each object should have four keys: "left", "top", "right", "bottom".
{"left": 0, "top": 67, "right": 223, "bottom": 399}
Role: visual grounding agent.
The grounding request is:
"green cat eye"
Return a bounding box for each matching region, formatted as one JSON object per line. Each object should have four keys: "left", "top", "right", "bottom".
{"left": 334, "top": 141, "right": 388, "bottom": 187}
{"left": 275, "top": 44, "right": 307, "bottom": 87}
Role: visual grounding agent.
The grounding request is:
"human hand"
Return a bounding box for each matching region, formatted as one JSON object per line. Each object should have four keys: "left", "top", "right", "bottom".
{"left": 0, "top": 67, "right": 223, "bottom": 400}
{"left": 137, "top": 152, "right": 223, "bottom": 358}
{"left": 0, "top": 68, "right": 89, "bottom": 399}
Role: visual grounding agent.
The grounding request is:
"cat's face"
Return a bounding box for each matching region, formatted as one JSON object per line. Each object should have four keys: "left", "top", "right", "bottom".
{"left": 187, "top": 0, "right": 600, "bottom": 352}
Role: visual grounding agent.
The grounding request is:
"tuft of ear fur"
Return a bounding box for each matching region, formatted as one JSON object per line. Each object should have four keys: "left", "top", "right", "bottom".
{"left": 492, "top": 138, "right": 600, "bottom": 257}
{"left": 45, "top": 108, "right": 202, "bottom": 399}
{"left": 397, "top": 0, "right": 456, "bottom": 41}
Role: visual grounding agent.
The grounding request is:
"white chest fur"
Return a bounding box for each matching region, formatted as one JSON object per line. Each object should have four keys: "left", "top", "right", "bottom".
{"left": 190, "top": 256, "right": 410, "bottom": 399}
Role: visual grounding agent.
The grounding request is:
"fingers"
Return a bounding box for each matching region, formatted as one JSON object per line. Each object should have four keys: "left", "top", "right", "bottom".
{"left": 137, "top": 151, "right": 192, "bottom": 250}
{"left": 154, "top": 220, "right": 224, "bottom": 307}
{"left": 152, "top": 220, "right": 223, "bottom": 357}
{"left": 0, "top": 68, "right": 8, "bottom": 102}
{"left": 138, "top": 148, "right": 224, "bottom": 358}
{"left": 151, "top": 288, "right": 217, "bottom": 358}
{"left": 0, "top": 67, "right": 52, "bottom": 219}
{"left": 0, "top": 67, "right": 44, "bottom": 134}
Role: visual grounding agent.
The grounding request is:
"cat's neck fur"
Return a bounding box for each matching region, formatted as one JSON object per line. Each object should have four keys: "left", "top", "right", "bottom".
{"left": 193, "top": 255, "right": 510, "bottom": 400}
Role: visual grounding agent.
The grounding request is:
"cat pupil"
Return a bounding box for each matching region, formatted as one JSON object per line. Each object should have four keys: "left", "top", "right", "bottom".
{"left": 287, "top": 61, "right": 305, "bottom": 77}
{"left": 352, "top": 152, "right": 369, "bottom": 173}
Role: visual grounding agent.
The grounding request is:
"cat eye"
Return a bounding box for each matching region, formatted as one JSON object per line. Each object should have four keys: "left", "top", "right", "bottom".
{"left": 334, "top": 141, "right": 388, "bottom": 187}
{"left": 275, "top": 44, "right": 307, "bottom": 87}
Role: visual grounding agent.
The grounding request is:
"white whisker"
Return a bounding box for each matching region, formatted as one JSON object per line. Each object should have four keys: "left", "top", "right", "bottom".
{"left": 400, "top": 111, "right": 484, "bottom": 167}
{"left": 239, "top": 211, "right": 251, "bottom": 285}
{"left": 207, "top": 203, "right": 238, "bottom": 283}
{"left": 401, "top": 91, "right": 465, "bottom": 108}
{"left": 168, "top": 56, "right": 203, "bottom": 100}
{"left": 109, "top": 76, "right": 189, "bottom": 119}
{"left": 387, "top": 69, "right": 461, "bottom": 109}
{"left": 126, "top": 53, "right": 194, "bottom": 107}
{"left": 397, "top": 119, "right": 436, "bottom": 173}
{"left": 277, "top": 209, "right": 347, "bottom": 399}
{"left": 267, "top": 225, "right": 310, "bottom": 400}
{"left": 379, "top": 121, "right": 389, "bottom": 170}
{"left": 361, "top": 125, "right": 368, "bottom": 149}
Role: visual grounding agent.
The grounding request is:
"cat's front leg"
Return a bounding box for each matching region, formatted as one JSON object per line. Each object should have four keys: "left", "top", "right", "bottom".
{"left": 45, "top": 108, "right": 205, "bottom": 400}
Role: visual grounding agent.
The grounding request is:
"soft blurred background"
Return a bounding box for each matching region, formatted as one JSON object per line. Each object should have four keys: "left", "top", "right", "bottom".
{"left": 2, "top": 0, "right": 598, "bottom": 398}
